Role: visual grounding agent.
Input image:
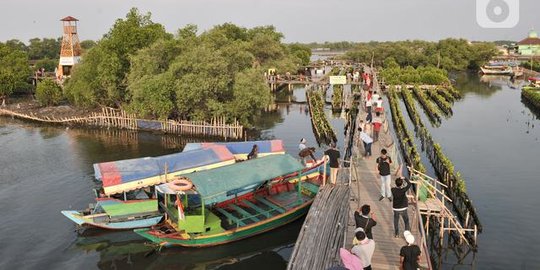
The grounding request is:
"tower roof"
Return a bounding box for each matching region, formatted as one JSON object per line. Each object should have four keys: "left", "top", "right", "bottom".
{"left": 60, "top": 16, "right": 79, "bottom": 22}
{"left": 518, "top": 29, "right": 540, "bottom": 45}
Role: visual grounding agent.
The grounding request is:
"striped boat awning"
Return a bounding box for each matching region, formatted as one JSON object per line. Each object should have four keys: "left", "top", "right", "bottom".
{"left": 94, "top": 145, "right": 235, "bottom": 195}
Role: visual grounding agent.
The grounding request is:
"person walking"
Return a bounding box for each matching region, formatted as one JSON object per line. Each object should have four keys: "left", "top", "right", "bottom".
{"left": 375, "top": 97, "right": 384, "bottom": 113}
{"left": 376, "top": 149, "right": 392, "bottom": 201}
{"left": 391, "top": 176, "right": 412, "bottom": 237}
{"left": 358, "top": 127, "right": 373, "bottom": 158}
{"left": 354, "top": 204, "right": 377, "bottom": 239}
{"left": 324, "top": 142, "right": 340, "bottom": 185}
{"left": 351, "top": 230, "right": 375, "bottom": 270}
{"left": 400, "top": 231, "right": 421, "bottom": 270}
{"left": 372, "top": 112, "right": 383, "bottom": 143}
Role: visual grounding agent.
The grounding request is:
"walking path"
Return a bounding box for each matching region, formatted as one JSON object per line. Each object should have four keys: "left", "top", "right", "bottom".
{"left": 345, "top": 83, "right": 430, "bottom": 269}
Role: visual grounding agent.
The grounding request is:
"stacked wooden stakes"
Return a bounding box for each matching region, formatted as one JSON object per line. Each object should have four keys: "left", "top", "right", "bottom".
{"left": 0, "top": 107, "right": 243, "bottom": 139}
{"left": 398, "top": 87, "right": 482, "bottom": 245}
{"left": 288, "top": 185, "right": 350, "bottom": 270}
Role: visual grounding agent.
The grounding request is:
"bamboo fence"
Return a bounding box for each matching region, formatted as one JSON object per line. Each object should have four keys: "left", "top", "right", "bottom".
{"left": 0, "top": 107, "right": 244, "bottom": 139}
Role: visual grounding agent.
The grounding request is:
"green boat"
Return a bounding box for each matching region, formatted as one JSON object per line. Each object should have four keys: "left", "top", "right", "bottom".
{"left": 134, "top": 154, "right": 326, "bottom": 247}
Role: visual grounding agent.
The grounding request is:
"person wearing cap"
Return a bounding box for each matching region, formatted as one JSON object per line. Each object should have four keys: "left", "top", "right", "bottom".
{"left": 298, "top": 138, "right": 316, "bottom": 164}
{"left": 299, "top": 138, "right": 307, "bottom": 151}
{"left": 324, "top": 142, "right": 340, "bottom": 185}
{"left": 351, "top": 229, "right": 375, "bottom": 270}
{"left": 400, "top": 230, "right": 421, "bottom": 270}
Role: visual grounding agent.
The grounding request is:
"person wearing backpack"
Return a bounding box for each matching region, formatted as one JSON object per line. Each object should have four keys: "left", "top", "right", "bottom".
{"left": 376, "top": 149, "right": 392, "bottom": 201}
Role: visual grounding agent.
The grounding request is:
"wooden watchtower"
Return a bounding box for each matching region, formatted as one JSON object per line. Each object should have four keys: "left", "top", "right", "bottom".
{"left": 56, "top": 16, "right": 82, "bottom": 79}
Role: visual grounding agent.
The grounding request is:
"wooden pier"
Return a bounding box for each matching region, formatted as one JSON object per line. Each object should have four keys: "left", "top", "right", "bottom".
{"left": 289, "top": 65, "right": 432, "bottom": 269}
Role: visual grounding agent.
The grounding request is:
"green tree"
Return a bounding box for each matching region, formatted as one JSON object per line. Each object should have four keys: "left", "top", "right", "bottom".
{"left": 127, "top": 73, "right": 175, "bottom": 119}
{"left": 34, "top": 58, "right": 58, "bottom": 72}
{"left": 170, "top": 45, "right": 232, "bottom": 120}
{"left": 225, "top": 69, "right": 271, "bottom": 125}
{"left": 80, "top": 40, "right": 97, "bottom": 51}
{"left": 65, "top": 8, "right": 170, "bottom": 107}
{"left": 35, "top": 79, "right": 63, "bottom": 106}
{"left": 288, "top": 43, "right": 312, "bottom": 66}
{"left": 5, "top": 39, "right": 28, "bottom": 52}
{"left": 0, "top": 43, "right": 31, "bottom": 105}
{"left": 28, "top": 38, "right": 61, "bottom": 60}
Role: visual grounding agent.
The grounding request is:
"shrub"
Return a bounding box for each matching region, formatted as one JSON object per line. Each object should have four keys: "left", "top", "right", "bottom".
{"left": 35, "top": 79, "right": 63, "bottom": 106}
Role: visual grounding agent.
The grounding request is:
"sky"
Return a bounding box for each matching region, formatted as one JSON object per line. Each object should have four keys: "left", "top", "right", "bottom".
{"left": 0, "top": 0, "right": 538, "bottom": 43}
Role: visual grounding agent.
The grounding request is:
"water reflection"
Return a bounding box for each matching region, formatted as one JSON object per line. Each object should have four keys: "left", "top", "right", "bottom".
{"left": 72, "top": 219, "right": 303, "bottom": 270}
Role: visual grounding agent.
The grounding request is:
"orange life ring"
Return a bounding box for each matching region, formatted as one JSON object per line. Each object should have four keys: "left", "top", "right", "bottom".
{"left": 167, "top": 177, "right": 193, "bottom": 191}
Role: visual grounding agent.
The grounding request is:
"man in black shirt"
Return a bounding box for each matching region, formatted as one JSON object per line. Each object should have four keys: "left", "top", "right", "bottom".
{"left": 354, "top": 204, "right": 377, "bottom": 239}
{"left": 400, "top": 230, "right": 421, "bottom": 270}
{"left": 391, "top": 176, "right": 412, "bottom": 237}
{"left": 324, "top": 142, "right": 340, "bottom": 185}
{"left": 375, "top": 149, "right": 392, "bottom": 201}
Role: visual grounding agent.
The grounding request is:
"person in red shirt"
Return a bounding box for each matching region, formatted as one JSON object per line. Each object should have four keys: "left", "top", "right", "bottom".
{"left": 372, "top": 112, "right": 383, "bottom": 142}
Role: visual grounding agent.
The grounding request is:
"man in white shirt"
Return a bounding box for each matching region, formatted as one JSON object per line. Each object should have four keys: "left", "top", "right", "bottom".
{"left": 351, "top": 229, "right": 375, "bottom": 270}
{"left": 358, "top": 127, "right": 373, "bottom": 158}
{"left": 372, "top": 92, "right": 380, "bottom": 102}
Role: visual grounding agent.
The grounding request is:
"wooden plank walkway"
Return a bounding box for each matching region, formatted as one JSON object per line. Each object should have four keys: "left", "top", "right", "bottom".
{"left": 345, "top": 69, "right": 431, "bottom": 269}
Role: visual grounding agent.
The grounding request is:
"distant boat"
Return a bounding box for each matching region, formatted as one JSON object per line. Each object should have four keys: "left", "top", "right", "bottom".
{"left": 134, "top": 154, "right": 327, "bottom": 247}
{"left": 480, "top": 65, "right": 514, "bottom": 76}
{"left": 61, "top": 198, "right": 163, "bottom": 230}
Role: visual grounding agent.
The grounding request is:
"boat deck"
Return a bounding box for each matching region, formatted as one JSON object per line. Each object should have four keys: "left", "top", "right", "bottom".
{"left": 214, "top": 181, "right": 320, "bottom": 230}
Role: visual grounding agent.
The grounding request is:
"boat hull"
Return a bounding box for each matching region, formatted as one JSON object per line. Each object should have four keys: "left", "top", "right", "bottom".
{"left": 61, "top": 210, "right": 163, "bottom": 230}
{"left": 134, "top": 201, "right": 312, "bottom": 247}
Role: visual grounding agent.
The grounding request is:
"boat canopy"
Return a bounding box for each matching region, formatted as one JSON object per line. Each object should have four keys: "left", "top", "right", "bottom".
{"left": 529, "top": 77, "right": 540, "bottom": 82}
{"left": 157, "top": 154, "right": 304, "bottom": 204}
{"left": 94, "top": 145, "right": 235, "bottom": 195}
{"left": 183, "top": 140, "right": 285, "bottom": 156}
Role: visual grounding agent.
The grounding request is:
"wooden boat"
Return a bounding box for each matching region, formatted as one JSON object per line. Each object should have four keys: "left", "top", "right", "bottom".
{"left": 480, "top": 65, "right": 513, "bottom": 75}
{"left": 62, "top": 140, "right": 285, "bottom": 231}
{"left": 61, "top": 198, "right": 163, "bottom": 230}
{"left": 134, "top": 154, "right": 326, "bottom": 247}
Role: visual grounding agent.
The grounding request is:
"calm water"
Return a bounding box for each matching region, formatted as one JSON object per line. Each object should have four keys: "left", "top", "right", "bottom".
{"left": 0, "top": 74, "right": 538, "bottom": 269}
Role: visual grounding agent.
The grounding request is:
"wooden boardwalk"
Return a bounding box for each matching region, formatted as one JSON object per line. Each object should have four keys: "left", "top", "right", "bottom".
{"left": 347, "top": 139, "right": 430, "bottom": 269}
{"left": 345, "top": 69, "right": 431, "bottom": 269}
